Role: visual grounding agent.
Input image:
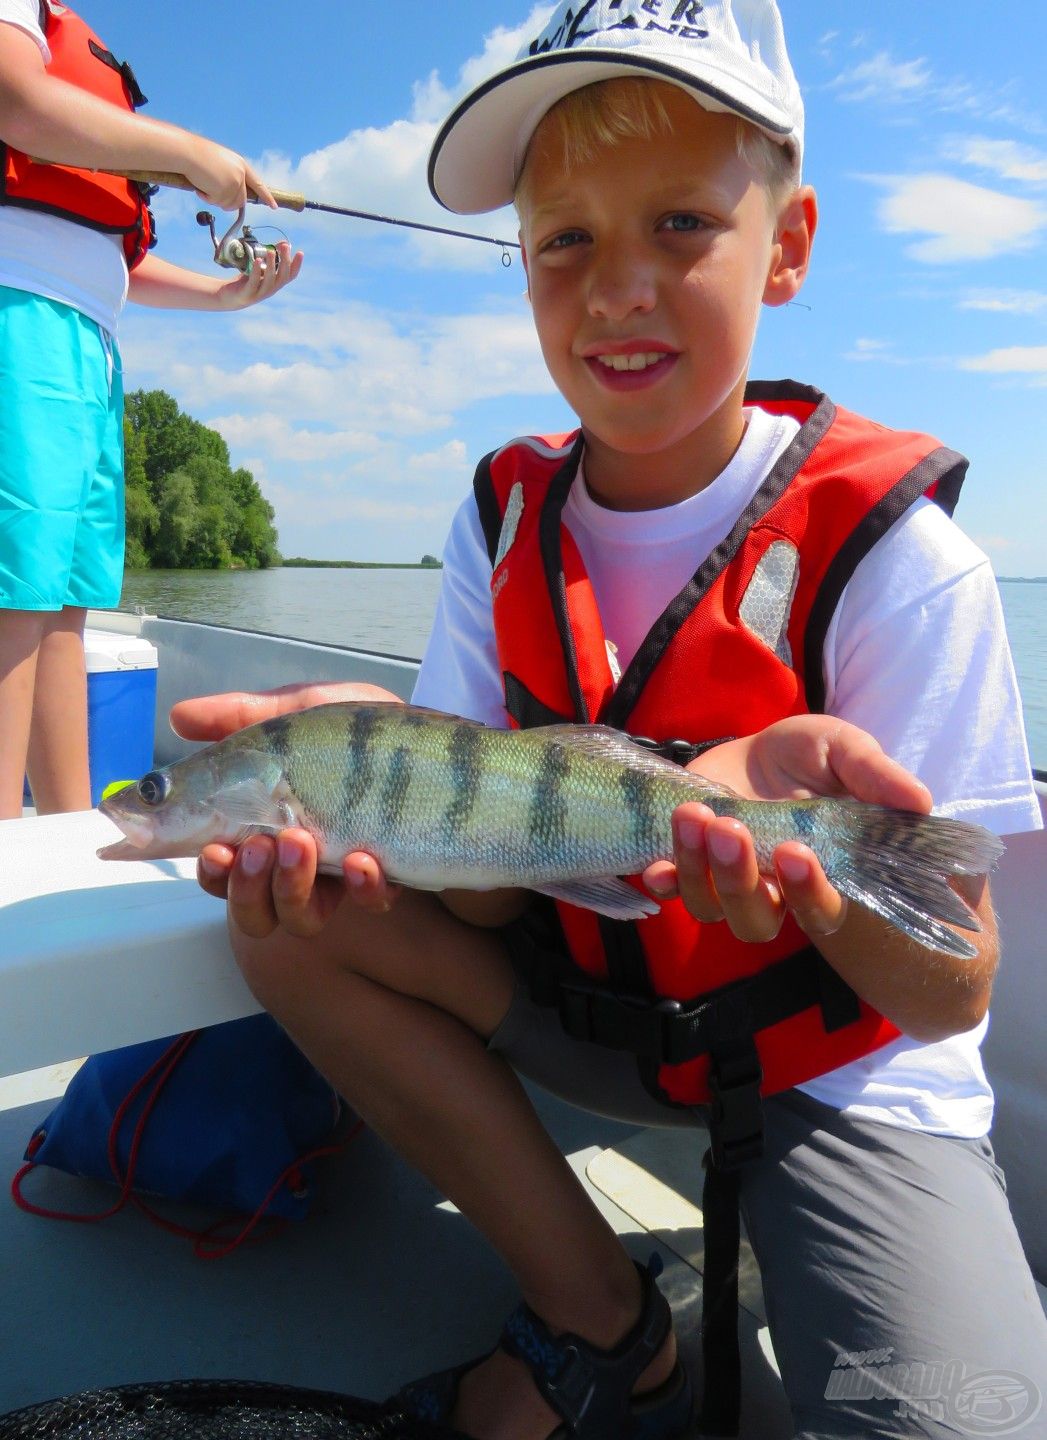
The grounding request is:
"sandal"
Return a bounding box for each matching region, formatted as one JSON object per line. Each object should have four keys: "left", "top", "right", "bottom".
{"left": 388, "top": 1257, "right": 692, "bottom": 1438}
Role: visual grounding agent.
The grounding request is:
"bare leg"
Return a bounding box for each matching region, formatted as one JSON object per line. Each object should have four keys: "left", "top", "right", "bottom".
{"left": 233, "top": 882, "right": 678, "bottom": 1440}
{"left": 0, "top": 608, "right": 46, "bottom": 819}
{"left": 25, "top": 606, "right": 91, "bottom": 815}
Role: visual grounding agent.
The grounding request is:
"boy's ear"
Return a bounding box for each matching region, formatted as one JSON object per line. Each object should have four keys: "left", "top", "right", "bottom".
{"left": 763, "top": 186, "right": 818, "bottom": 309}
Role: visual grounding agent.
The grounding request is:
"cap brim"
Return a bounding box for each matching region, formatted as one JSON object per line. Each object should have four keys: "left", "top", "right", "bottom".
{"left": 429, "top": 49, "right": 796, "bottom": 215}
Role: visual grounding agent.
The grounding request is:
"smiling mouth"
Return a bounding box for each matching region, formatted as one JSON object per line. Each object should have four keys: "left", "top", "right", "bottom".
{"left": 593, "top": 351, "right": 670, "bottom": 372}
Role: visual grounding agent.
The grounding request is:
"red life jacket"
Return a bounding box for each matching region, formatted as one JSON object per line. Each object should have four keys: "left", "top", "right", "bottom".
{"left": 474, "top": 381, "right": 968, "bottom": 1110}
{"left": 0, "top": 2, "right": 155, "bottom": 267}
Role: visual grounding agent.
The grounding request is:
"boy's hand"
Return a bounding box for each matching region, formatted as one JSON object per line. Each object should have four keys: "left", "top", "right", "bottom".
{"left": 641, "top": 715, "right": 932, "bottom": 942}
{"left": 172, "top": 683, "right": 404, "bottom": 936}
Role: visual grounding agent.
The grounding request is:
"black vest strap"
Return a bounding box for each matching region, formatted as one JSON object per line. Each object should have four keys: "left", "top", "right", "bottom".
{"left": 534, "top": 945, "right": 851, "bottom": 1067}
{"left": 700, "top": 1157, "right": 744, "bottom": 1435}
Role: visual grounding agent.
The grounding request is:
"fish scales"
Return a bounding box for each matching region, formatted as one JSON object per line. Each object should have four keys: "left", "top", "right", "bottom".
{"left": 97, "top": 701, "right": 1006, "bottom": 958}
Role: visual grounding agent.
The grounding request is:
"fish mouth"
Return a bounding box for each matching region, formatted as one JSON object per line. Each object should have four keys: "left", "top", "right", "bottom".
{"left": 96, "top": 804, "right": 156, "bottom": 857}
{"left": 97, "top": 837, "right": 152, "bottom": 861}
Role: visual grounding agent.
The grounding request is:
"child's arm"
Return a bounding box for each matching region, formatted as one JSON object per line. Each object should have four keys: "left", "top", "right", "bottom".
{"left": 642, "top": 715, "right": 998, "bottom": 1044}
{"left": 0, "top": 21, "right": 273, "bottom": 211}
{"left": 127, "top": 249, "right": 303, "bottom": 312}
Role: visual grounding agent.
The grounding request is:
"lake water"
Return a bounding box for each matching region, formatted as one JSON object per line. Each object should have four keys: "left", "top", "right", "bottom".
{"left": 119, "top": 569, "right": 1047, "bottom": 770}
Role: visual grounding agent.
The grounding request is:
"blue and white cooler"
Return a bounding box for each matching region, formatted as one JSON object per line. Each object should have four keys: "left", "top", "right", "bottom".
{"left": 84, "top": 628, "right": 159, "bottom": 805}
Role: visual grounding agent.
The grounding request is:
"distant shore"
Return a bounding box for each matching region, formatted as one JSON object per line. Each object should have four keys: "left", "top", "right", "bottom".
{"left": 281, "top": 558, "right": 442, "bottom": 570}
{"left": 998, "top": 576, "right": 1047, "bottom": 584}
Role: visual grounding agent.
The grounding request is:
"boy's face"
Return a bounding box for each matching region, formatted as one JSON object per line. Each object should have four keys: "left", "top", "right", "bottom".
{"left": 520, "top": 87, "right": 806, "bottom": 505}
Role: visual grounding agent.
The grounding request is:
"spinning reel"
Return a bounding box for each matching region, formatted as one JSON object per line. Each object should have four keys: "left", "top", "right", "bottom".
{"left": 196, "top": 206, "right": 281, "bottom": 275}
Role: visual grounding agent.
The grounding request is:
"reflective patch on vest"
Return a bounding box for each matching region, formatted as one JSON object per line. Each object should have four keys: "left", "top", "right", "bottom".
{"left": 494, "top": 481, "right": 524, "bottom": 572}
{"left": 739, "top": 540, "right": 800, "bottom": 665}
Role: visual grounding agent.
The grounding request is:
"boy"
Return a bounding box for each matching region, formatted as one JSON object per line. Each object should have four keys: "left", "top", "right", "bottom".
{"left": 180, "top": 2, "right": 1046, "bottom": 1436}
{"left": 0, "top": 0, "right": 302, "bottom": 820}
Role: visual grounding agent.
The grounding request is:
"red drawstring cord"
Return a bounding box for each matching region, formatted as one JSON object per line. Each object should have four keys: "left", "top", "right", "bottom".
{"left": 10, "top": 1033, "right": 361, "bottom": 1257}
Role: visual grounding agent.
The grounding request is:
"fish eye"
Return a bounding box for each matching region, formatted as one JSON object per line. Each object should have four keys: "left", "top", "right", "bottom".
{"left": 137, "top": 770, "right": 171, "bottom": 807}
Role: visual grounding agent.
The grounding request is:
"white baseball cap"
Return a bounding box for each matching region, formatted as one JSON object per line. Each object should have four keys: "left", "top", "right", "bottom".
{"left": 429, "top": 0, "right": 804, "bottom": 215}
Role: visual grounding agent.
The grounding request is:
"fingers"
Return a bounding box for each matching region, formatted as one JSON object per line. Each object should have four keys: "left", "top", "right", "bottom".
{"left": 642, "top": 804, "right": 847, "bottom": 944}
{"left": 243, "top": 163, "right": 276, "bottom": 209}
{"left": 773, "top": 843, "right": 848, "bottom": 937}
{"left": 824, "top": 721, "right": 932, "bottom": 813}
{"left": 342, "top": 851, "right": 403, "bottom": 913}
{"left": 230, "top": 242, "right": 304, "bottom": 307}
{"left": 198, "top": 832, "right": 400, "bottom": 941}
{"left": 220, "top": 830, "right": 346, "bottom": 940}
{"left": 701, "top": 714, "right": 934, "bottom": 815}
{"left": 170, "top": 682, "right": 401, "bottom": 742}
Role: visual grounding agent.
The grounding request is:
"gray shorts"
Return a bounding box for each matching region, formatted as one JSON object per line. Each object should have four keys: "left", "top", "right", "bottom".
{"left": 489, "top": 977, "right": 1047, "bottom": 1439}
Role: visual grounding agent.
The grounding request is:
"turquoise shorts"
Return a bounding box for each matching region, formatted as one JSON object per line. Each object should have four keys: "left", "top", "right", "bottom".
{"left": 0, "top": 286, "right": 125, "bottom": 612}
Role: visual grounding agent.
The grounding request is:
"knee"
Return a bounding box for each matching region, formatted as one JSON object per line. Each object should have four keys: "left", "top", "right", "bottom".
{"left": 229, "top": 920, "right": 350, "bottom": 1017}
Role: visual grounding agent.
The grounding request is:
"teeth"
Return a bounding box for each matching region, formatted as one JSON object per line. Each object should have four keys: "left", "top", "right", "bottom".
{"left": 596, "top": 352, "right": 666, "bottom": 372}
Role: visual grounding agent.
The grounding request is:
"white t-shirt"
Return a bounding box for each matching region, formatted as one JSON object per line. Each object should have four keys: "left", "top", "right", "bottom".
{"left": 0, "top": 0, "right": 129, "bottom": 332}
{"left": 412, "top": 403, "right": 1042, "bottom": 1139}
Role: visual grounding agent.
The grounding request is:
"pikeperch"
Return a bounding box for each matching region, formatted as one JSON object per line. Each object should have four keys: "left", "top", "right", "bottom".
{"left": 97, "top": 701, "right": 1004, "bottom": 959}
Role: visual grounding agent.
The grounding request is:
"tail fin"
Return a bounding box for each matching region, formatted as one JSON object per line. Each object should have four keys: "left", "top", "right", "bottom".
{"left": 825, "top": 807, "right": 1004, "bottom": 960}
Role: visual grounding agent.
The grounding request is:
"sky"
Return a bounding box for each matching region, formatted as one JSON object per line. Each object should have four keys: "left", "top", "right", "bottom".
{"left": 93, "top": 1, "right": 1047, "bottom": 572}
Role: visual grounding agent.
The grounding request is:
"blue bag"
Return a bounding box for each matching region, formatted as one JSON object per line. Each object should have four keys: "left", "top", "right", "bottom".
{"left": 13, "top": 1015, "right": 351, "bottom": 1254}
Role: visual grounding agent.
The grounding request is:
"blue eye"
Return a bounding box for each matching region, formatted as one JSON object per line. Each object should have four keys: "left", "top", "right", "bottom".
{"left": 137, "top": 770, "right": 171, "bottom": 806}
{"left": 547, "top": 229, "right": 587, "bottom": 250}
{"left": 665, "top": 213, "right": 702, "bottom": 232}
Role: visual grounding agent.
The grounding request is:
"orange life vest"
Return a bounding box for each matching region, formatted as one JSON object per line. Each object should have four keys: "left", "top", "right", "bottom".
{"left": 0, "top": 2, "right": 155, "bottom": 267}
{"left": 475, "top": 381, "right": 968, "bottom": 1110}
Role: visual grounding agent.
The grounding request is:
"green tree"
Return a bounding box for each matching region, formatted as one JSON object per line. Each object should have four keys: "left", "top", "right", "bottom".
{"left": 122, "top": 417, "right": 157, "bottom": 569}
{"left": 123, "top": 389, "right": 280, "bottom": 570}
{"left": 152, "top": 468, "right": 200, "bottom": 568}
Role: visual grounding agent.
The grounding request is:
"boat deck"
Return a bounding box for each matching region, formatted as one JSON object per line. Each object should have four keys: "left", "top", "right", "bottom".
{"left": 0, "top": 1077, "right": 793, "bottom": 1434}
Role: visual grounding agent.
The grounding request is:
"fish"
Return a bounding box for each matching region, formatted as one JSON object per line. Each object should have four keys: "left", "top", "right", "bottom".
{"left": 96, "top": 700, "right": 1004, "bottom": 959}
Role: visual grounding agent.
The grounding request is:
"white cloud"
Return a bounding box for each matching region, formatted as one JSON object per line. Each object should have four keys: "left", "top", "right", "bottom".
{"left": 959, "top": 290, "right": 1047, "bottom": 316}
{"left": 208, "top": 413, "right": 383, "bottom": 465}
{"left": 828, "top": 51, "right": 933, "bottom": 105}
{"left": 944, "top": 136, "right": 1047, "bottom": 187}
{"left": 406, "top": 440, "right": 470, "bottom": 477}
{"left": 868, "top": 173, "right": 1047, "bottom": 262}
{"left": 126, "top": 301, "right": 551, "bottom": 433}
{"left": 845, "top": 337, "right": 909, "bottom": 364}
{"left": 825, "top": 48, "right": 1043, "bottom": 135}
{"left": 959, "top": 346, "right": 1047, "bottom": 375}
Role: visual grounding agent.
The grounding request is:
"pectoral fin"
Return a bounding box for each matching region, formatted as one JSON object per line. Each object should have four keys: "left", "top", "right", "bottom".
{"left": 533, "top": 876, "right": 660, "bottom": 920}
{"left": 212, "top": 752, "right": 297, "bottom": 839}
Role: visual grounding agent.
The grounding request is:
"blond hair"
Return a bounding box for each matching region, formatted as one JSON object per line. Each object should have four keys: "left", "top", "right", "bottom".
{"left": 514, "top": 77, "right": 798, "bottom": 215}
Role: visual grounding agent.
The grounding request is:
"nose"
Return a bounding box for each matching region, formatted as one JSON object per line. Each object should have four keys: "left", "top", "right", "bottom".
{"left": 586, "top": 242, "right": 657, "bottom": 321}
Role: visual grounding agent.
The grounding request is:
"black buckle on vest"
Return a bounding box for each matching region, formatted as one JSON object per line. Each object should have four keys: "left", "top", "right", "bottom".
{"left": 558, "top": 980, "right": 683, "bottom": 1061}
{"left": 628, "top": 734, "right": 736, "bottom": 766}
{"left": 706, "top": 1044, "right": 764, "bottom": 1171}
{"left": 556, "top": 973, "right": 764, "bottom": 1070}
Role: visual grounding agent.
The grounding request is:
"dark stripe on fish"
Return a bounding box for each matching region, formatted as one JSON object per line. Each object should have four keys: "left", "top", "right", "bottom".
{"left": 443, "top": 722, "right": 483, "bottom": 838}
{"left": 792, "top": 806, "right": 817, "bottom": 842}
{"left": 342, "top": 706, "right": 378, "bottom": 813}
{"left": 619, "top": 768, "right": 657, "bottom": 854}
{"left": 262, "top": 713, "right": 295, "bottom": 766}
{"left": 381, "top": 744, "right": 412, "bottom": 829}
{"left": 527, "top": 739, "right": 570, "bottom": 854}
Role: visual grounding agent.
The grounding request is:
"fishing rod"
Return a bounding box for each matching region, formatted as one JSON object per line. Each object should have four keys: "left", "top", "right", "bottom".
{"left": 115, "top": 168, "right": 522, "bottom": 273}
